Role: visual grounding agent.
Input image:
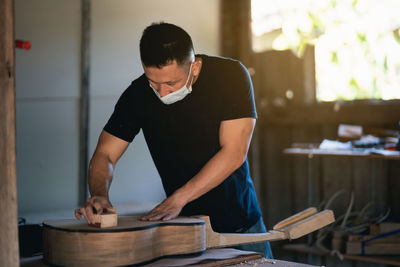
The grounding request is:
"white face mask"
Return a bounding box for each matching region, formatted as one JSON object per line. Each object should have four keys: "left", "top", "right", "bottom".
{"left": 150, "top": 64, "right": 194, "bottom": 105}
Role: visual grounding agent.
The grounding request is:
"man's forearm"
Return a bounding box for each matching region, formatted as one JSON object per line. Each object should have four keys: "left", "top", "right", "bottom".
{"left": 139, "top": 146, "right": 245, "bottom": 222}
{"left": 88, "top": 153, "right": 114, "bottom": 198}
{"left": 175, "top": 146, "right": 244, "bottom": 205}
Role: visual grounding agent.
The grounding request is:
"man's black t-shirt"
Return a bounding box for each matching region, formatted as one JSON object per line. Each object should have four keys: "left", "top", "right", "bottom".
{"left": 104, "top": 55, "right": 261, "bottom": 233}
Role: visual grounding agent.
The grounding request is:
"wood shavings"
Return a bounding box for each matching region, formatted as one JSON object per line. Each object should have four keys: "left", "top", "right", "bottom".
{"left": 260, "top": 257, "right": 277, "bottom": 264}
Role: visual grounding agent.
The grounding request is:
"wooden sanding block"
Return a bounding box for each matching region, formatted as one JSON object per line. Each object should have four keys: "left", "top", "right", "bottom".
{"left": 89, "top": 207, "right": 117, "bottom": 228}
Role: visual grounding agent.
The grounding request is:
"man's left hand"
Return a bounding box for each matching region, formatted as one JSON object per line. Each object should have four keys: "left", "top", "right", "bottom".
{"left": 139, "top": 193, "right": 185, "bottom": 221}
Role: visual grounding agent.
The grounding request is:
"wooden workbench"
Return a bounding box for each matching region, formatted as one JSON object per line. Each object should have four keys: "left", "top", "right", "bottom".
{"left": 229, "top": 258, "right": 320, "bottom": 267}
{"left": 21, "top": 249, "right": 320, "bottom": 267}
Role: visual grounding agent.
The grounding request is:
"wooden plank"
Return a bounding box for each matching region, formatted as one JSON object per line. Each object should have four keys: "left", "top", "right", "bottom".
{"left": 0, "top": 0, "right": 19, "bottom": 266}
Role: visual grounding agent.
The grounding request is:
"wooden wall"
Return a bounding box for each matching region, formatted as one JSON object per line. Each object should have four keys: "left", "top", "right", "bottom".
{"left": 221, "top": 1, "right": 400, "bottom": 265}
{"left": 252, "top": 48, "right": 400, "bottom": 267}
{"left": 253, "top": 48, "right": 400, "bottom": 224}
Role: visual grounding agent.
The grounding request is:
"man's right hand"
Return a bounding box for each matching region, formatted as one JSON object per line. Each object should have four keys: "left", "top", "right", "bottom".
{"left": 74, "top": 196, "right": 113, "bottom": 224}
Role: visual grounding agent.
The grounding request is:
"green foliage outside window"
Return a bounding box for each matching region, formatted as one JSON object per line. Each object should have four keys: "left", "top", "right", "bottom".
{"left": 251, "top": 0, "right": 400, "bottom": 101}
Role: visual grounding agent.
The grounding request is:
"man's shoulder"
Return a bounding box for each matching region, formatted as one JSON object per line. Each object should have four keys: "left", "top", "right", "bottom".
{"left": 114, "top": 74, "right": 149, "bottom": 107}
{"left": 199, "top": 54, "right": 242, "bottom": 67}
{"left": 128, "top": 74, "right": 148, "bottom": 91}
{"left": 120, "top": 74, "right": 148, "bottom": 96}
{"left": 200, "top": 55, "right": 248, "bottom": 79}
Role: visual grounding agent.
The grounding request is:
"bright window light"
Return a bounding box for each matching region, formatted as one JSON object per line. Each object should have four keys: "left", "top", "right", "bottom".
{"left": 251, "top": 0, "right": 400, "bottom": 102}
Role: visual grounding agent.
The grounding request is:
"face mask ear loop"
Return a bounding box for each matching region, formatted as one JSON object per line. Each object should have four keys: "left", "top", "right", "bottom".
{"left": 188, "top": 74, "right": 195, "bottom": 93}
{"left": 187, "top": 63, "right": 195, "bottom": 92}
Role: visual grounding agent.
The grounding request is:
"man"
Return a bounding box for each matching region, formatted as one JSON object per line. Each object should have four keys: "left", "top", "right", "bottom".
{"left": 75, "top": 22, "right": 273, "bottom": 258}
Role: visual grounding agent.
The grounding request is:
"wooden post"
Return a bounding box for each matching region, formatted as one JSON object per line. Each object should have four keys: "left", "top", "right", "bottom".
{"left": 79, "top": 0, "right": 91, "bottom": 204}
{"left": 220, "top": 0, "right": 266, "bottom": 211}
{"left": 0, "top": 0, "right": 20, "bottom": 266}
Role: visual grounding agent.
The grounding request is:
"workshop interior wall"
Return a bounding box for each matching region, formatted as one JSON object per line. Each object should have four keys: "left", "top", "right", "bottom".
{"left": 257, "top": 113, "right": 400, "bottom": 267}
{"left": 242, "top": 36, "right": 400, "bottom": 267}
{"left": 220, "top": 1, "right": 400, "bottom": 265}
{"left": 15, "top": 0, "right": 82, "bottom": 213}
{"left": 15, "top": 0, "right": 221, "bottom": 214}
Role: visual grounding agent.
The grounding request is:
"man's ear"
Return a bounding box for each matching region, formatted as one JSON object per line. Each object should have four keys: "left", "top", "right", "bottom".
{"left": 193, "top": 58, "right": 202, "bottom": 76}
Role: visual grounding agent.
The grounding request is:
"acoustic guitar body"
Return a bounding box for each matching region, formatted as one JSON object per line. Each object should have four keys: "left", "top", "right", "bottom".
{"left": 43, "top": 216, "right": 206, "bottom": 266}
{"left": 43, "top": 209, "right": 335, "bottom": 266}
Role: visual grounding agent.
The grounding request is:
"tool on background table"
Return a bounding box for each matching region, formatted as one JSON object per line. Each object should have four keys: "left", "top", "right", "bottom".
{"left": 15, "top": 40, "right": 31, "bottom": 50}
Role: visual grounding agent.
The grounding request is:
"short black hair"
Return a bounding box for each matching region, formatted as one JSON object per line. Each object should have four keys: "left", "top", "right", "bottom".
{"left": 140, "top": 22, "right": 194, "bottom": 68}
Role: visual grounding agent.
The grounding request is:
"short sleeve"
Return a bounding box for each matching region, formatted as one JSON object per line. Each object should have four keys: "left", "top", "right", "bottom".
{"left": 218, "top": 60, "right": 257, "bottom": 121}
{"left": 103, "top": 87, "right": 141, "bottom": 142}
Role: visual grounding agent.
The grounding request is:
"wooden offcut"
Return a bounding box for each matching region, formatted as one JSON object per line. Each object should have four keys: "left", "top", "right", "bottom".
{"left": 43, "top": 208, "right": 334, "bottom": 266}
{"left": 346, "top": 240, "right": 400, "bottom": 255}
{"left": 380, "top": 222, "right": 400, "bottom": 234}
{"left": 346, "top": 228, "right": 400, "bottom": 255}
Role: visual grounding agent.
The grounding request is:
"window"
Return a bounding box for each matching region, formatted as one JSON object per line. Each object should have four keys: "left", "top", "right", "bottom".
{"left": 251, "top": 0, "right": 400, "bottom": 102}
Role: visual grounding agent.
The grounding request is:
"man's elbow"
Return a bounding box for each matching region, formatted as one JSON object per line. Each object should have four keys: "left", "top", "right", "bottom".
{"left": 89, "top": 151, "right": 115, "bottom": 173}
{"left": 232, "top": 150, "right": 248, "bottom": 170}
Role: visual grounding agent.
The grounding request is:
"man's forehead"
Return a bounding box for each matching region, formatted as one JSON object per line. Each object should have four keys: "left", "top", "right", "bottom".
{"left": 144, "top": 60, "right": 188, "bottom": 77}
{"left": 142, "top": 59, "right": 189, "bottom": 70}
{"left": 144, "top": 63, "right": 187, "bottom": 84}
